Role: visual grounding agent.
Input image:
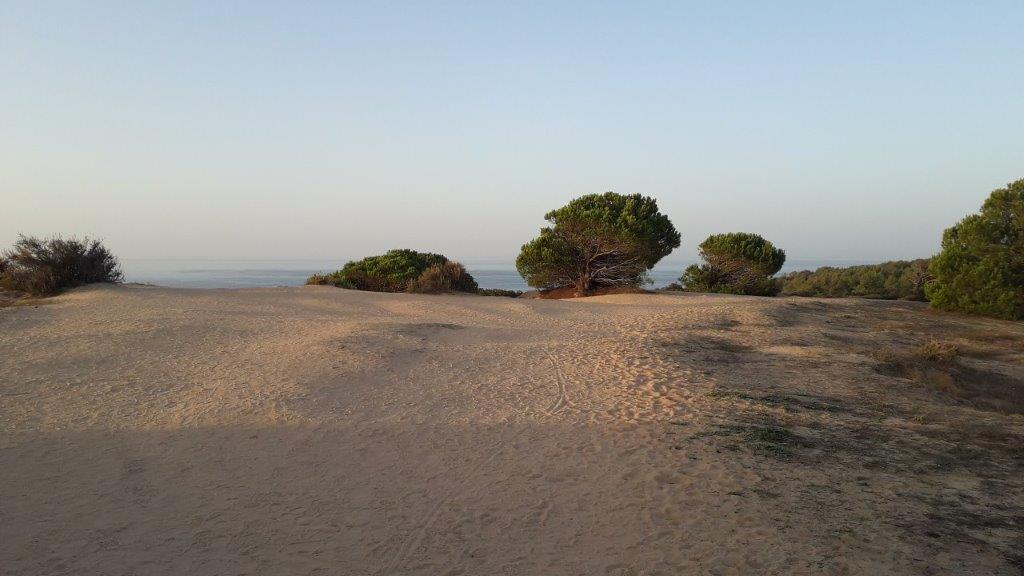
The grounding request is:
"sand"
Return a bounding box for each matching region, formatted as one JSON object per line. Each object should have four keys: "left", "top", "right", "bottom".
{"left": 2, "top": 284, "right": 1022, "bottom": 575}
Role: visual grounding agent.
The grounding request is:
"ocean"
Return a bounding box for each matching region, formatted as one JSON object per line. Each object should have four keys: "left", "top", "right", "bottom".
{"left": 121, "top": 259, "right": 873, "bottom": 291}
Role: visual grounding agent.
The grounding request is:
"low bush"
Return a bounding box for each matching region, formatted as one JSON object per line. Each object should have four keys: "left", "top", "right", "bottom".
{"left": 777, "top": 259, "right": 932, "bottom": 301}
{"left": 0, "top": 235, "right": 123, "bottom": 296}
{"left": 305, "top": 271, "right": 357, "bottom": 289}
{"left": 407, "top": 261, "right": 479, "bottom": 294}
{"left": 308, "top": 249, "right": 477, "bottom": 294}
{"left": 305, "top": 273, "right": 335, "bottom": 286}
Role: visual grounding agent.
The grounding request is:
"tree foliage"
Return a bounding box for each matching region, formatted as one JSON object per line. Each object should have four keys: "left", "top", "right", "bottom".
{"left": 516, "top": 192, "right": 680, "bottom": 294}
{"left": 680, "top": 233, "right": 785, "bottom": 296}
{"left": 307, "top": 249, "right": 478, "bottom": 294}
{"left": 0, "top": 235, "right": 123, "bottom": 296}
{"left": 777, "top": 259, "right": 932, "bottom": 301}
{"left": 926, "top": 179, "right": 1024, "bottom": 319}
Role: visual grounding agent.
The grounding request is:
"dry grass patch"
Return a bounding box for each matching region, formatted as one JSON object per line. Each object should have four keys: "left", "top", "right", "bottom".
{"left": 0, "top": 290, "right": 43, "bottom": 308}
{"left": 872, "top": 340, "right": 1024, "bottom": 415}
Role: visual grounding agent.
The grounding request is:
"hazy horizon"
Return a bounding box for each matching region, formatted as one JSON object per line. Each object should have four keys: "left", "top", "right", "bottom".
{"left": 116, "top": 256, "right": 884, "bottom": 291}
{"left": 3, "top": 2, "right": 1022, "bottom": 264}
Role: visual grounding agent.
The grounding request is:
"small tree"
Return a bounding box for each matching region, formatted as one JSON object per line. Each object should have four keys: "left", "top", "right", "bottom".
{"left": 927, "top": 179, "right": 1024, "bottom": 319}
{"left": 681, "top": 233, "right": 785, "bottom": 296}
{"left": 516, "top": 192, "right": 680, "bottom": 295}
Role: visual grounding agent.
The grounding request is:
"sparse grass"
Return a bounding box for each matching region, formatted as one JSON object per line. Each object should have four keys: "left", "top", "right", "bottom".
{"left": 963, "top": 330, "right": 1022, "bottom": 344}
{"left": 872, "top": 340, "right": 1024, "bottom": 414}
{"left": 656, "top": 297, "right": 1023, "bottom": 571}
{"left": 417, "top": 322, "right": 463, "bottom": 330}
{"left": 691, "top": 420, "right": 805, "bottom": 459}
{"left": 916, "top": 340, "right": 959, "bottom": 362}
{"left": 743, "top": 425, "right": 797, "bottom": 457}
{"left": 664, "top": 337, "right": 752, "bottom": 360}
{"left": 394, "top": 322, "right": 465, "bottom": 337}
{"left": 735, "top": 392, "right": 850, "bottom": 413}
{"left": 0, "top": 293, "right": 44, "bottom": 308}
{"left": 873, "top": 340, "right": 960, "bottom": 364}
{"left": 911, "top": 491, "right": 1024, "bottom": 564}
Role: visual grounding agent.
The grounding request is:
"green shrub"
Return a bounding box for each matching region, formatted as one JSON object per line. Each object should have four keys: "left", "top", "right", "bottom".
{"left": 926, "top": 179, "right": 1024, "bottom": 320}
{"left": 516, "top": 192, "right": 680, "bottom": 294}
{"left": 476, "top": 288, "right": 523, "bottom": 298}
{"left": 308, "top": 249, "right": 477, "bottom": 294}
{"left": 680, "top": 233, "right": 785, "bottom": 296}
{"left": 305, "top": 272, "right": 355, "bottom": 289}
{"left": 778, "top": 259, "right": 932, "bottom": 301}
{"left": 305, "top": 273, "right": 333, "bottom": 286}
{"left": 407, "top": 261, "right": 479, "bottom": 294}
{"left": 0, "top": 235, "right": 123, "bottom": 296}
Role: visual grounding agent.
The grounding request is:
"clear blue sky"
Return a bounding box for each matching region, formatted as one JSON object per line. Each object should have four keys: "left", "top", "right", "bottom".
{"left": 2, "top": 1, "right": 1021, "bottom": 264}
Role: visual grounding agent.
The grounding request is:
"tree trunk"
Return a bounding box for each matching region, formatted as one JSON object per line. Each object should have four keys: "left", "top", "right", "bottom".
{"left": 575, "top": 271, "right": 590, "bottom": 297}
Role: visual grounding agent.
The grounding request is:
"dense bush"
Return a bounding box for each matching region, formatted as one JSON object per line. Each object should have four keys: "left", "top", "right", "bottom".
{"left": 0, "top": 235, "right": 123, "bottom": 296}
{"left": 407, "top": 261, "right": 479, "bottom": 294}
{"left": 926, "top": 179, "right": 1024, "bottom": 320}
{"left": 516, "top": 192, "right": 680, "bottom": 295}
{"left": 307, "top": 249, "right": 478, "bottom": 294}
{"left": 680, "top": 233, "right": 785, "bottom": 296}
{"left": 778, "top": 259, "right": 933, "bottom": 301}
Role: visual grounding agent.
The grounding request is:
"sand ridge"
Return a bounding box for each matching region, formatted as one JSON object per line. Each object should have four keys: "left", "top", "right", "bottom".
{"left": 2, "top": 285, "right": 1022, "bottom": 575}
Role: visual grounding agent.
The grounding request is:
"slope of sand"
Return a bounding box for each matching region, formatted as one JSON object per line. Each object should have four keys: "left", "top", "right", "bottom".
{"left": 2, "top": 285, "right": 1023, "bottom": 575}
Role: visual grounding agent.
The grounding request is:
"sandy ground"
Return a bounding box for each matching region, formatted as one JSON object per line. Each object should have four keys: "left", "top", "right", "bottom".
{"left": 2, "top": 284, "right": 1023, "bottom": 575}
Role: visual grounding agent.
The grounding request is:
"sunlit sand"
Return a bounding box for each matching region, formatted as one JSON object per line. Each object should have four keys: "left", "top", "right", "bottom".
{"left": 2, "top": 285, "right": 1022, "bottom": 575}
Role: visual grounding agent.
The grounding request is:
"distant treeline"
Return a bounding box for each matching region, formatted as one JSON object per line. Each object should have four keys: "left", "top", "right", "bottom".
{"left": 4, "top": 179, "right": 1021, "bottom": 319}
{"left": 777, "top": 259, "right": 933, "bottom": 301}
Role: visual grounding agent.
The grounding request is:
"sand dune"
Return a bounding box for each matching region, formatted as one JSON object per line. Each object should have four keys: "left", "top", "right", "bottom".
{"left": 2, "top": 285, "right": 1022, "bottom": 575}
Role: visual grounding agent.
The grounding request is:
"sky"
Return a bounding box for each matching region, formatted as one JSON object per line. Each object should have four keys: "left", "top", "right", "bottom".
{"left": 2, "top": 1, "right": 1022, "bottom": 265}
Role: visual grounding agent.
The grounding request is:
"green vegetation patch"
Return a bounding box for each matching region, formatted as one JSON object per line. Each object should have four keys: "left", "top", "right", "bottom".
{"left": 308, "top": 249, "right": 478, "bottom": 294}
{"left": 476, "top": 288, "right": 523, "bottom": 298}
{"left": 927, "top": 178, "right": 1024, "bottom": 320}
{"left": 516, "top": 192, "right": 679, "bottom": 295}
{"left": 778, "top": 259, "right": 933, "bottom": 301}
{"left": 680, "top": 232, "right": 786, "bottom": 296}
